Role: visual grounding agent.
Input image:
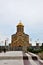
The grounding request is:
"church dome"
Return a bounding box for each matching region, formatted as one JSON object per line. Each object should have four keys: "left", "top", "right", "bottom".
{"left": 17, "top": 21, "right": 24, "bottom": 27}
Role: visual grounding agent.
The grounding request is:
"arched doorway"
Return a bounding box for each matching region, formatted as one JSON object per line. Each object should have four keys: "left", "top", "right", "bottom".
{"left": 18, "top": 45, "right": 22, "bottom": 51}
{"left": 15, "top": 45, "right": 23, "bottom": 51}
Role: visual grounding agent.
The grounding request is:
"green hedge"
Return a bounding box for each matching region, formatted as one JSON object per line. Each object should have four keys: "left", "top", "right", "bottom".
{"left": 27, "top": 47, "right": 43, "bottom": 53}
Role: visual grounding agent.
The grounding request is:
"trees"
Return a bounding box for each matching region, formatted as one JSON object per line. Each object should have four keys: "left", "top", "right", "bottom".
{"left": 27, "top": 46, "right": 42, "bottom": 53}
{"left": 40, "top": 43, "right": 43, "bottom": 51}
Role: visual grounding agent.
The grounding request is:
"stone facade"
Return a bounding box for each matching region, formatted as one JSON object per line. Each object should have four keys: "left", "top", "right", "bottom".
{"left": 10, "top": 22, "right": 31, "bottom": 52}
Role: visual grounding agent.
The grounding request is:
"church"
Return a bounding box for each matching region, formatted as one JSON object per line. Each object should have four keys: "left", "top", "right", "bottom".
{"left": 10, "top": 21, "right": 31, "bottom": 52}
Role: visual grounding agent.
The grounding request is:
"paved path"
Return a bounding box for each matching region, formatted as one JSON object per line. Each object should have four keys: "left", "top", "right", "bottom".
{"left": 0, "top": 51, "right": 43, "bottom": 65}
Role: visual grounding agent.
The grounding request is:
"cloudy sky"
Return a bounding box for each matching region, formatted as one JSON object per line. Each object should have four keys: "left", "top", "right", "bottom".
{"left": 0, "top": 0, "right": 43, "bottom": 45}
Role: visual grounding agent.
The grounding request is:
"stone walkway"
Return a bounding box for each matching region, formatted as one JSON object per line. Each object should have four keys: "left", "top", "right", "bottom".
{"left": 0, "top": 51, "right": 43, "bottom": 65}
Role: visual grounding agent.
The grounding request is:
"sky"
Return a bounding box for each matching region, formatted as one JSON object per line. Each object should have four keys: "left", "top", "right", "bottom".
{"left": 0, "top": 0, "right": 43, "bottom": 46}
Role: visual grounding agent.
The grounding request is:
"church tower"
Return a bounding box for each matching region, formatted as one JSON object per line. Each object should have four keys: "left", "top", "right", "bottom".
{"left": 17, "top": 22, "right": 24, "bottom": 33}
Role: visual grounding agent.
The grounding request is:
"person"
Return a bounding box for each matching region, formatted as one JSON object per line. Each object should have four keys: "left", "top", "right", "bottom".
{"left": 3, "top": 48, "right": 6, "bottom": 53}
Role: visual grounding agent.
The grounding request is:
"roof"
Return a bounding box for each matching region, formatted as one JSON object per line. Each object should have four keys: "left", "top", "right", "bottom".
{"left": 17, "top": 21, "right": 24, "bottom": 27}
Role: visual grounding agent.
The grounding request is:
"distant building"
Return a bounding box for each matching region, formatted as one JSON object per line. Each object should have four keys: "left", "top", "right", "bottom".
{"left": 10, "top": 21, "right": 31, "bottom": 52}
{"left": 36, "top": 43, "right": 39, "bottom": 47}
{"left": 42, "top": 43, "right": 43, "bottom": 46}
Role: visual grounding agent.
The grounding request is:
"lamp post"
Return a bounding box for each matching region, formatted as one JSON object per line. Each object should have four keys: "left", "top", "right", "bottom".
{"left": 5, "top": 38, "right": 9, "bottom": 47}
{"left": 5, "top": 40, "right": 6, "bottom": 47}
{"left": 4, "top": 38, "right": 9, "bottom": 52}
{"left": 37, "top": 39, "right": 39, "bottom": 46}
{"left": 0, "top": 41, "right": 4, "bottom": 52}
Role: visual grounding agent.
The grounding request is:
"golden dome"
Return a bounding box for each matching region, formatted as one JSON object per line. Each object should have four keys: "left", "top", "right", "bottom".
{"left": 17, "top": 21, "right": 24, "bottom": 27}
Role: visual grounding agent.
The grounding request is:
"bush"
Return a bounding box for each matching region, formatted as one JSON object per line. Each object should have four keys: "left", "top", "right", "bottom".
{"left": 27, "top": 47, "right": 42, "bottom": 53}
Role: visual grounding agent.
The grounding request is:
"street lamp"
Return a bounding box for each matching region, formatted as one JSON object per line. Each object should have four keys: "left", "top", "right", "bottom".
{"left": 0, "top": 41, "right": 4, "bottom": 52}
{"left": 5, "top": 38, "right": 9, "bottom": 47}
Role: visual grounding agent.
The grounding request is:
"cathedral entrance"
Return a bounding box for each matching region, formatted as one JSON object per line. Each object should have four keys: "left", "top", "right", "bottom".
{"left": 15, "top": 45, "right": 23, "bottom": 51}
{"left": 18, "top": 45, "right": 22, "bottom": 51}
